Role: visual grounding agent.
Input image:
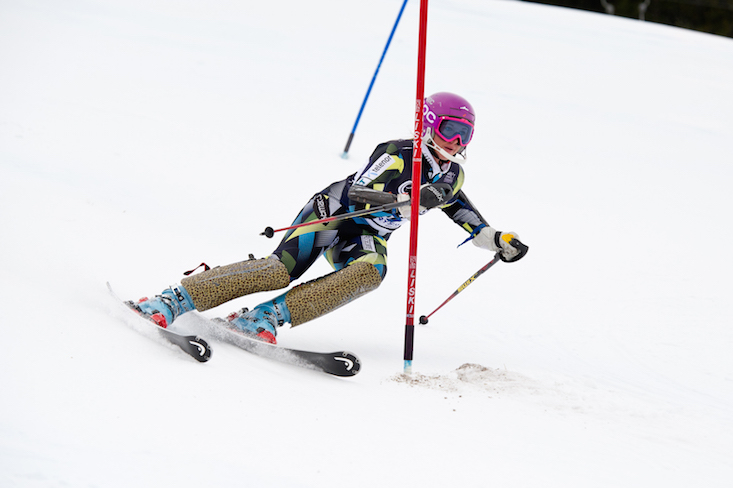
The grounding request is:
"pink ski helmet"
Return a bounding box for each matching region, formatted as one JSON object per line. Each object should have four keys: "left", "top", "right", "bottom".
{"left": 423, "top": 92, "right": 476, "bottom": 146}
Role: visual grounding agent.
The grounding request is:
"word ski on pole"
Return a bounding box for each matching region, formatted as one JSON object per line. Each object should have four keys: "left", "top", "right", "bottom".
{"left": 403, "top": 0, "right": 429, "bottom": 374}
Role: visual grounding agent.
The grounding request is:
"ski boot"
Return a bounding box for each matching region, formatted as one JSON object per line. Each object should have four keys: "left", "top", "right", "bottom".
{"left": 225, "top": 294, "right": 290, "bottom": 344}
{"left": 129, "top": 284, "right": 196, "bottom": 328}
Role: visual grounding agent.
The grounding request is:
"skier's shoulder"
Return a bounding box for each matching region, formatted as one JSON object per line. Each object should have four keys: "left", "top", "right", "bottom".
{"left": 370, "top": 139, "right": 413, "bottom": 160}
{"left": 359, "top": 139, "right": 410, "bottom": 182}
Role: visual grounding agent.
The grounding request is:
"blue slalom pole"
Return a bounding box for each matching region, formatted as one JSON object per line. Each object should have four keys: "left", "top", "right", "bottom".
{"left": 342, "top": 0, "right": 409, "bottom": 159}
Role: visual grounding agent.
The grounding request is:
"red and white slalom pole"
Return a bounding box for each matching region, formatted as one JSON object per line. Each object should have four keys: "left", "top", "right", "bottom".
{"left": 403, "top": 0, "right": 429, "bottom": 374}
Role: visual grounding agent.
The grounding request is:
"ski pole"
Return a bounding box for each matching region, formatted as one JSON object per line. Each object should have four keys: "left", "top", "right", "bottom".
{"left": 261, "top": 199, "right": 409, "bottom": 238}
{"left": 418, "top": 253, "right": 503, "bottom": 325}
{"left": 418, "top": 238, "right": 528, "bottom": 323}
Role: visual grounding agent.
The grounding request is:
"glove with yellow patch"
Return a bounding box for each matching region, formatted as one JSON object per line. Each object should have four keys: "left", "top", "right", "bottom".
{"left": 472, "top": 225, "right": 528, "bottom": 262}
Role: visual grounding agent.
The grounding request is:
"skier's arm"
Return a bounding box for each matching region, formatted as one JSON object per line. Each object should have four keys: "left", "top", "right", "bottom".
{"left": 442, "top": 190, "right": 527, "bottom": 262}
{"left": 441, "top": 189, "right": 488, "bottom": 234}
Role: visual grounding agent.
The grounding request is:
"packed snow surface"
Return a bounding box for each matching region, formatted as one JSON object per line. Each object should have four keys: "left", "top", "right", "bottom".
{"left": 1, "top": 0, "right": 732, "bottom": 486}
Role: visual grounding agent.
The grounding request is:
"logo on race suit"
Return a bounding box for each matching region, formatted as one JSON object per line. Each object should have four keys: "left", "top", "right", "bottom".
{"left": 356, "top": 153, "right": 393, "bottom": 186}
{"left": 369, "top": 215, "right": 403, "bottom": 231}
{"left": 360, "top": 235, "right": 376, "bottom": 253}
{"left": 313, "top": 194, "right": 329, "bottom": 219}
{"left": 443, "top": 171, "right": 456, "bottom": 184}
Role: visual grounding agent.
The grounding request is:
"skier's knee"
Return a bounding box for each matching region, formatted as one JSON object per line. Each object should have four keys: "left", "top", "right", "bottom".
{"left": 285, "top": 261, "right": 382, "bottom": 326}
{"left": 345, "top": 261, "right": 383, "bottom": 289}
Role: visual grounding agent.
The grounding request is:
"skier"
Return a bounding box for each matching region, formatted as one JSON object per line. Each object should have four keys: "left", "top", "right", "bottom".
{"left": 130, "top": 92, "right": 528, "bottom": 344}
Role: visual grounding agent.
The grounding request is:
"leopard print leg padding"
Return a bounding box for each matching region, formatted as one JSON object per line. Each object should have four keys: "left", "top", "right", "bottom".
{"left": 285, "top": 261, "right": 382, "bottom": 326}
{"left": 181, "top": 257, "right": 290, "bottom": 311}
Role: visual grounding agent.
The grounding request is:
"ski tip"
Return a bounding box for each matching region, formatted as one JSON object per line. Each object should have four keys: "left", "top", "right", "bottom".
{"left": 331, "top": 351, "right": 361, "bottom": 376}
{"left": 189, "top": 336, "right": 213, "bottom": 362}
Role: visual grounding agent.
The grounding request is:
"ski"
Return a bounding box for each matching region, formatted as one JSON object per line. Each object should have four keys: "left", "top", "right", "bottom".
{"left": 107, "top": 282, "right": 212, "bottom": 362}
{"left": 195, "top": 316, "right": 360, "bottom": 377}
{"left": 107, "top": 283, "right": 357, "bottom": 374}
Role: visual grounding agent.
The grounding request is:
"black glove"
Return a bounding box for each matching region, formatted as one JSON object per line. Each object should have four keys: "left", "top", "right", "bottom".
{"left": 397, "top": 183, "right": 454, "bottom": 219}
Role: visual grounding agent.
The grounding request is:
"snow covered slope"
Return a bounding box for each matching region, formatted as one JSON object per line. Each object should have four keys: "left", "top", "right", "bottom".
{"left": 1, "top": 0, "right": 732, "bottom": 486}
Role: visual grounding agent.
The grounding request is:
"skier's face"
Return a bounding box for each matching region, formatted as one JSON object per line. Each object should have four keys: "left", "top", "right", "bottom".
{"left": 433, "top": 132, "right": 463, "bottom": 157}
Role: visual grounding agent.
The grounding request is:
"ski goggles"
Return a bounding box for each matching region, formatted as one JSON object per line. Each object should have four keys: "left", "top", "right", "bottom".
{"left": 435, "top": 116, "right": 474, "bottom": 146}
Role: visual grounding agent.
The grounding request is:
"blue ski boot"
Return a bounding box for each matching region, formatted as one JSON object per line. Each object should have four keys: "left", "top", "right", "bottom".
{"left": 225, "top": 293, "right": 290, "bottom": 344}
{"left": 131, "top": 284, "right": 196, "bottom": 328}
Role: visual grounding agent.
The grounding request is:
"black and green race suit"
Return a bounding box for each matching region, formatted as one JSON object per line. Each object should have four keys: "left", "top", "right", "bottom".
{"left": 272, "top": 139, "right": 489, "bottom": 281}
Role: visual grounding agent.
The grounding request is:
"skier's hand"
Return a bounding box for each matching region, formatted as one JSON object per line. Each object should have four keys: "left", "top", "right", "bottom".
{"left": 397, "top": 183, "right": 454, "bottom": 220}
{"left": 472, "top": 226, "right": 528, "bottom": 262}
{"left": 419, "top": 182, "right": 453, "bottom": 209}
{"left": 396, "top": 193, "right": 413, "bottom": 219}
